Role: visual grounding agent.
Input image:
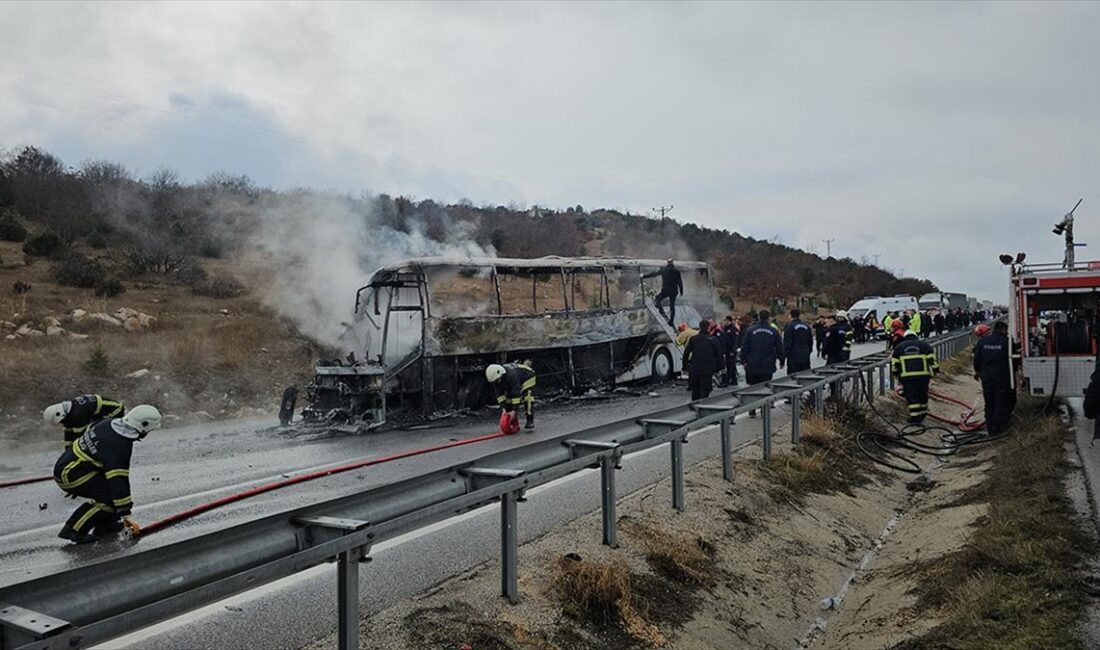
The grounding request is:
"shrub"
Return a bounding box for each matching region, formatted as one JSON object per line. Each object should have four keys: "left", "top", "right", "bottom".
{"left": 53, "top": 254, "right": 107, "bottom": 289}
{"left": 22, "top": 231, "right": 63, "bottom": 257}
{"left": 0, "top": 210, "right": 27, "bottom": 242}
{"left": 12, "top": 281, "right": 31, "bottom": 294}
{"left": 198, "top": 237, "right": 225, "bottom": 259}
{"left": 168, "top": 259, "right": 207, "bottom": 287}
{"left": 192, "top": 274, "right": 247, "bottom": 299}
{"left": 86, "top": 230, "right": 108, "bottom": 249}
{"left": 94, "top": 276, "right": 125, "bottom": 297}
{"left": 84, "top": 345, "right": 110, "bottom": 375}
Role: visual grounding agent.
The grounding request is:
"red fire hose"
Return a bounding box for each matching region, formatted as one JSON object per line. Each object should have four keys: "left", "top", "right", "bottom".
{"left": 893, "top": 386, "right": 985, "bottom": 431}
{"left": 137, "top": 430, "right": 506, "bottom": 537}
{"left": 0, "top": 475, "right": 53, "bottom": 489}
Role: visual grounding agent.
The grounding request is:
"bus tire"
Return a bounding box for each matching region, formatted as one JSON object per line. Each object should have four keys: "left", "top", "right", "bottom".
{"left": 651, "top": 347, "right": 674, "bottom": 383}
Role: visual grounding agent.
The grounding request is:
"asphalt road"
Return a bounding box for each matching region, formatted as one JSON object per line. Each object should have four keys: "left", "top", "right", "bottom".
{"left": 0, "top": 340, "right": 889, "bottom": 647}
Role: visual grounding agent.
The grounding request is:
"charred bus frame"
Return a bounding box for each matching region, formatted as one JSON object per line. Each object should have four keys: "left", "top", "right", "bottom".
{"left": 303, "top": 256, "right": 715, "bottom": 428}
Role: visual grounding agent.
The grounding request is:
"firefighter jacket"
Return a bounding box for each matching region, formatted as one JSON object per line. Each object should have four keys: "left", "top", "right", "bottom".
{"left": 891, "top": 335, "right": 939, "bottom": 379}
{"left": 53, "top": 418, "right": 136, "bottom": 515}
{"left": 740, "top": 320, "right": 785, "bottom": 375}
{"left": 783, "top": 318, "right": 814, "bottom": 366}
{"left": 684, "top": 331, "right": 723, "bottom": 375}
{"left": 973, "top": 332, "right": 1010, "bottom": 383}
{"left": 494, "top": 363, "right": 537, "bottom": 410}
{"left": 823, "top": 322, "right": 852, "bottom": 361}
{"left": 59, "top": 394, "right": 125, "bottom": 447}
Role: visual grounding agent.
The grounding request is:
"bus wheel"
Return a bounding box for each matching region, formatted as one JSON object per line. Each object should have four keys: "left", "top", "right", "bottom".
{"left": 651, "top": 348, "right": 673, "bottom": 383}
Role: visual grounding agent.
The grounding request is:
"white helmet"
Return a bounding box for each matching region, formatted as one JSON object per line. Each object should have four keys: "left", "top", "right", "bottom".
{"left": 122, "top": 405, "right": 162, "bottom": 436}
{"left": 43, "top": 401, "right": 70, "bottom": 425}
{"left": 485, "top": 364, "right": 506, "bottom": 383}
{"left": 835, "top": 310, "right": 848, "bottom": 319}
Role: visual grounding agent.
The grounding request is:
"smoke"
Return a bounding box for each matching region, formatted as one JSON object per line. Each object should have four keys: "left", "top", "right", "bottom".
{"left": 235, "top": 191, "right": 494, "bottom": 351}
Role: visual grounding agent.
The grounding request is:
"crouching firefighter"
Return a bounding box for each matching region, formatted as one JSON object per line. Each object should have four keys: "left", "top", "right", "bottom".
{"left": 53, "top": 405, "right": 161, "bottom": 543}
{"left": 890, "top": 331, "right": 939, "bottom": 424}
{"left": 486, "top": 363, "right": 537, "bottom": 431}
{"left": 43, "top": 394, "right": 126, "bottom": 449}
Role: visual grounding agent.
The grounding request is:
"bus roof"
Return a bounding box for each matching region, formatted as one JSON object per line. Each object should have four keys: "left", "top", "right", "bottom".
{"left": 373, "top": 256, "right": 712, "bottom": 274}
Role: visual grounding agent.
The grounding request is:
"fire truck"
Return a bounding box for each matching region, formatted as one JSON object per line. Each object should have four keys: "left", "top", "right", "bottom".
{"left": 1009, "top": 260, "right": 1100, "bottom": 397}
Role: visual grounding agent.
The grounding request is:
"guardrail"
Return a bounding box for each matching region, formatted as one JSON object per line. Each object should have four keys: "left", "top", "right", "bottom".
{"left": 0, "top": 328, "right": 979, "bottom": 650}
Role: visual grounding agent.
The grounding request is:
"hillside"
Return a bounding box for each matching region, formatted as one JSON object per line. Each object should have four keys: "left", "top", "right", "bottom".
{"left": 0, "top": 145, "right": 936, "bottom": 445}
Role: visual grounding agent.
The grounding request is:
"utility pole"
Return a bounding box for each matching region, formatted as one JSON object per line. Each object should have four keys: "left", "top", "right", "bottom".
{"left": 822, "top": 238, "right": 835, "bottom": 258}
{"left": 873, "top": 254, "right": 880, "bottom": 268}
{"left": 652, "top": 205, "right": 674, "bottom": 219}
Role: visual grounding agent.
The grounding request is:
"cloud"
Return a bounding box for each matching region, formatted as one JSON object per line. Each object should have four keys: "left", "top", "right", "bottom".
{"left": 1, "top": 1, "right": 1097, "bottom": 301}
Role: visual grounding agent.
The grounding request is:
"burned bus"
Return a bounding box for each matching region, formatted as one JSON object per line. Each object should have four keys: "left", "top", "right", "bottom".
{"left": 301, "top": 256, "right": 717, "bottom": 428}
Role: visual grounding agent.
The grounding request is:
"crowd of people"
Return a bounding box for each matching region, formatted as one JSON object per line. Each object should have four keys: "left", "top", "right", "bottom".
{"left": 677, "top": 306, "right": 996, "bottom": 404}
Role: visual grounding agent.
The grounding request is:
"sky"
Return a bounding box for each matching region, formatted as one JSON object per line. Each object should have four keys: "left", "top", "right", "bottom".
{"left": 1, "top": 1, "right": 1097, "bottom": 302}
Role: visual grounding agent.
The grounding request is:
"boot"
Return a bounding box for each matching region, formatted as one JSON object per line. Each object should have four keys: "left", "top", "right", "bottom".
{"left": 93, "top": 517, "right": 124, "bottom": 536}
{"left": 58, "top": 525, "right": 99, "bottom": 544}
{"left": 525, "top": 414, "right": 535, "bottom": 431}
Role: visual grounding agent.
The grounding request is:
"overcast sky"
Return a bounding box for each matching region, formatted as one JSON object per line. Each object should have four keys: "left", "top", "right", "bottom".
{"left": 1, "top": 1, "right": 1097, "bottom": 301}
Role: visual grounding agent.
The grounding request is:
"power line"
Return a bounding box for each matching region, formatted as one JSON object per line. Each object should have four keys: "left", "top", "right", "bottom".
{"left": 822, "top": 238, "right": 835, "bottom": 258}
{"left": 652, "top": 205, "right": 674, "bottom": 219}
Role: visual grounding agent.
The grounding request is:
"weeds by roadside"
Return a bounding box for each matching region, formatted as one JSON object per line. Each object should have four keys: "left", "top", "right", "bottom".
{"left": 895, "top": 397, "right": 1088, "bottom": 650}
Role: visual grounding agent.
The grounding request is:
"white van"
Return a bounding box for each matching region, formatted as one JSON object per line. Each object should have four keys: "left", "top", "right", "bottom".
{"left": 846, "top": 295, "right": 918, "bottom": 323}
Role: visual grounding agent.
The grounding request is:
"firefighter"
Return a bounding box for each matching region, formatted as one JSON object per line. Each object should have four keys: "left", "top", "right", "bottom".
{"left": 891, "top": 331, "right": 939, "bottom": 424}
{"left": 642, "top": 259, "right": 684, "bottom": 327}
{"left": 53, "top": 405, "right": 161, "bottom": 544}
{"left": 783, "top": 309, "right": 814, "bottom": 373}
{"left": 740, "top": 310, "right": 785, "bottom": 417}
{"left": 43, "top": 394, "right": 125, "bottom": 449}
{"left": 973, "top": 321, "right": 1013, "bottom": 435}
{"left": 888, "top": 317, "right": 907, "bottom": 349}
{"left": 823, "top": 311, "right": 853, "bottom": 365}
{"left": 486, "top": 362, "right": 537, "bottom": 431}
{"left": 719, "top": 315, "right": 740, "bottom": 386}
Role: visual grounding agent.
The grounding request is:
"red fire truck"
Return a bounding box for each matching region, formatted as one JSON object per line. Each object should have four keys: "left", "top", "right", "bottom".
{"left": 1009, "top": 260, "right": 1100, "bottom": 397}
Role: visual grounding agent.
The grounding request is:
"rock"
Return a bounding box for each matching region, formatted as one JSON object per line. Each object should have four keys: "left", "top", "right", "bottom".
{"left": 125, "top": 368, "right": 150, "bottom": 379}
{"left": 15, "top": 324, "right": 34, "bottom": 336}
{"left": 219, "top": 309, "right": 230, "bottom": 315}
{"left": 68, "top": 333, "right": 90, "bottom": 340}
{"left": 115, "top": 307, "right": 138, "bottom": 321}
{"left": 69, "top": 309, "right": 87, "bottom": 323}
{"left": 43, "top": 316, "right": 62, "bottom": 328}
{"left": 123, "top": 317, "right": 143, "bottom": 332}
{"left": 45, "top": 325, "right": 65, "bottom": 337}
{"left": 25, "top": 329, "right": 44, "bottom": 337}
{"left": 89, "top": 313, "right": 122, "bottom": 327}
{"left": 194, "top": 410, "right": 214, "bottom": 421}
{"left": 137, "top": 313, "right": 157, "bottom": 329}
{"left": 1, "top": 321, "right": 17, "bottom": 331}
{"left": 4, "top": 334, "right": 15, "bottom": 341}
{"left": 162, "top": 413, "right": 180, "bottom": 422}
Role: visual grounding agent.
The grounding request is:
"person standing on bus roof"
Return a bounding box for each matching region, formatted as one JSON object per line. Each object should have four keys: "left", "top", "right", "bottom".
{"left": 643, "top": 259, "right": 683, "bottom": 327}
{"left": 486, "top": 362, "right": 537, "bottom": 431}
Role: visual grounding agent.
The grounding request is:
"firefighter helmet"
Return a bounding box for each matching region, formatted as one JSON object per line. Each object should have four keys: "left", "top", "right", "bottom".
{"left": 122, "top": 405, "right": 162, "bottom": 437}
{"left": 974, "top": 324, "right": 991, "bottom": 337}
{"left": 835, "top": 310, "right": 848, "bottom": 319}
{"left": 43, "top": 402, "right": 69, "bottom": 424}
{"left": 485, "top": 364, "right": 506, "bottom": 383}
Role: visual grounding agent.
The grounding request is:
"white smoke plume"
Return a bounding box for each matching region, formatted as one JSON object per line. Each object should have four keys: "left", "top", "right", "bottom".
{"left": 234, "top": 191, "right": 494, "bottom": 351}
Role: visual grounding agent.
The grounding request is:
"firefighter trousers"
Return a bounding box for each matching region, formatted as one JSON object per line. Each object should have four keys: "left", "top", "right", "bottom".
{"left": 981, "top": 376, "right": 1013, "bottom": 435}
{"left": 57, "top": 473, "right": 121, "bottom": 535}
{"left": 900, "top": 377, "right": 931, "bottom": 424}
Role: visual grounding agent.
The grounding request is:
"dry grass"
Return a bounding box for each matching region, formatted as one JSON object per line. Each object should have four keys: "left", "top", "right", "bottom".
{"left": 551, "top": 555, "right": 665, "bottom": 646}
{"left": 937, "top": 347, "right": 974, "bottom": 382}
{"left": 619, "top": 518, "right": 717, "bottom": 588}
{"left": 897, "top": 398, "right": 1088, "bottom": 650}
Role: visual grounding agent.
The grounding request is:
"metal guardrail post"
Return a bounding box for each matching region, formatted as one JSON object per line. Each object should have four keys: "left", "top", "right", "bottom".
{"left": 336, "top": 548, "right": 361, "bottom": 650}
{"left": 879, "top": 365, "right": 886, "bottom": 396}
{"left": 671, "top": 438, "right": 685, "bottom": 512}
{"left": 761, "top": 402, "right": 773, "bottom": 460}
{"left": 600, "top": 455, "right": 617, "bottom": 547}
{"left": 720, "top": 418, "right": 734, "bottom": 482}
{"left": 814, "top": 386, "right": 824, "bottom": 413}
{"left": 501, "top": 491, "right": 519, "bottom": 604}
{"left": 790, "top": 394, "right": 801, "bottom": 443}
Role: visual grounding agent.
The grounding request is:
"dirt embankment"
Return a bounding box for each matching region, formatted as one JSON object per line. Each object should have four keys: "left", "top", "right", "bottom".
{"left": 0, "top": 239, "right": 322, "bottom": 451}
{"left": 303, "top": 370, "right": 1094, "bottom": 649}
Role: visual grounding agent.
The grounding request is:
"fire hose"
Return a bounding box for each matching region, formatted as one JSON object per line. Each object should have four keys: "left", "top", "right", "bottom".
{"left": 1, "top": 430, "right": 508, "bottom": 538}
{"left": 855, "top": 373, "right": 1003, "bottom": 474}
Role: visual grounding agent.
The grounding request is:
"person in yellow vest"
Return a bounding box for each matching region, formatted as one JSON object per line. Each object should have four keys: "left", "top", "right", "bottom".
{"left": 676, "top": 323, "right": 698, "bottom": 347}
